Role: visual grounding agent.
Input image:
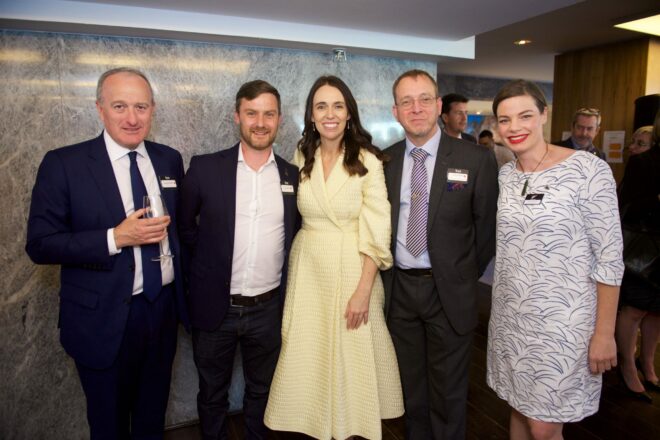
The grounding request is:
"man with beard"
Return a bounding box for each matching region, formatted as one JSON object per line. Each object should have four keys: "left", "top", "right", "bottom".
{"left": 179, "top": 80, "right": 300, "bottom": 439}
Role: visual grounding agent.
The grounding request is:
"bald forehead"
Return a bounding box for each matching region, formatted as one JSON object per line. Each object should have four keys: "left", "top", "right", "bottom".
{"left": 99, "top": 72, "right": 154, "bottom": 104}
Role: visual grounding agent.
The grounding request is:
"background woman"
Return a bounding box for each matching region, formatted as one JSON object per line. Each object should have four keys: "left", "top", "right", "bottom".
{"left": 626, "top": 125, "right": 653, "bottom": 156}
{"left": 615, "top": 117, "right": 660, "bottom": 401}
{"left": 486, "top": 80, "right": 624, "bottom": 440}
{"left": 264, "top": 76, "right": 403, "bottom": 439}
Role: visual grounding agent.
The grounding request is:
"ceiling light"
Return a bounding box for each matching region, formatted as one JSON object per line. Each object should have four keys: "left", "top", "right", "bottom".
{"left": 513, "top": 39, "right": 532, "bottom": 46}
{"left": 614, "top": 13, "right": 660, "bottom": 37}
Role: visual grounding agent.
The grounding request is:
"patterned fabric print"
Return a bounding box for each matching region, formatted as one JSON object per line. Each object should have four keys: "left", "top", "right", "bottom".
{"left": 487, "top": 151, "right": 624, "bottom": 422}
{"left": 265, "top": 149, "right": 403, "bottom": 439}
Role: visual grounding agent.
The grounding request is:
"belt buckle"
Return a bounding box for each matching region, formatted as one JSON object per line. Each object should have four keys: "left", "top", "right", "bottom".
{"left": 230, "top": 296, "right": 246, "bottom": 307}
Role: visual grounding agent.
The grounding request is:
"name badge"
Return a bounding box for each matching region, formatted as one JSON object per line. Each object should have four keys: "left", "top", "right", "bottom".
{"left": 281, "top": 184, "right": 295, "bottom": 195}
{"left": 447, "top": 168, "right": 468, "bottom": 183}
{"left": 159, "top": 176, "right": 177, "bottom": 188}
{"left": 523, "top": 193, "right": 544, "bottom": 205}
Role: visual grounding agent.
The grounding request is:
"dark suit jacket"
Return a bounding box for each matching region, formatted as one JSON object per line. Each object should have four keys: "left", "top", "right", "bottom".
{"left": 382, "top": 134, "right": 498, "bottom": 334}
{"left": 179, "top": 144, "right": 300, "bottom": 331}
{"left": 555, "top": 137, "right": 606, "bottom": 160}
{"left": 26, "top": 133, "right": 189, "bottom": 369}
{"left": 461, "top": 132, "right": 477, "bottom": 144}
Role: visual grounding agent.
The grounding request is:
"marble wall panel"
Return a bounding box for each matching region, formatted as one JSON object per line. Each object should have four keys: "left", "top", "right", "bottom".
{"left": 0, "top": 29, "right": 434, "bottom": 438}
{"left": 437, "top": 73, "right": 554, "bottom": 103}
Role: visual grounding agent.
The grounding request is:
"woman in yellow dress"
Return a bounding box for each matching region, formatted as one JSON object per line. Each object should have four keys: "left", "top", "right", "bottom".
{"left": 264, "top": 76, "right": 404, "bottom": 439}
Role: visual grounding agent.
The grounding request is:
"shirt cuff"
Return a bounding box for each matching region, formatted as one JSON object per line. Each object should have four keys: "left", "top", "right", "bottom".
{"left": 107, "top": 228, "right": 121, "bottom": 256}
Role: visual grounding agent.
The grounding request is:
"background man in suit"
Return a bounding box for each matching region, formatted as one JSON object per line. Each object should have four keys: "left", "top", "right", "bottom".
{"left": 26, "top": 67, "right": 189, "bottom": 439}
{"left": 383, "top": 70, "right": 498, "bottom": 439}
{"left": 555, "top": 107, "right": 606, "bottom": 160}
{"left": 179, "top": 80, "right": 299, "bottom": 440}
{"left": 440, "top": 93, "right": 477, "bottom": 143}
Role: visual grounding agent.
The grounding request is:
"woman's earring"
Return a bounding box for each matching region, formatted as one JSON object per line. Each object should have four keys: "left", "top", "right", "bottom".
{"left": 346, "top": 120, "right": 351, "bottom": 131}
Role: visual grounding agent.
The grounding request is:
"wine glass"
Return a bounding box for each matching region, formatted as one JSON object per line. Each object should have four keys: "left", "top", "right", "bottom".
{"left": 143, "top": 195, "right": 173, "bottom": 260}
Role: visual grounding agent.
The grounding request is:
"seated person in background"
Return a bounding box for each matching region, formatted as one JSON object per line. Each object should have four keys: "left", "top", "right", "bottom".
{"left": 555, "top": 107, "right": 606, "bottom": 160}
{"left": 478, "top": 129, "right": 515, "bottom": 169}
{"left": 440, "top": 93, "right": 477, "bottom": 142}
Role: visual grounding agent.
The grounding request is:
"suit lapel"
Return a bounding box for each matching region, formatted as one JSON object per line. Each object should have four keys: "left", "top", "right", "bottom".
{"left": 221, "top": 145, "right": 239, "bottom": 245}
{"left": 386, "top": 143, "right": 405, "bottom": 254}
{"left": 145, "top": 142, "right": 176, "bottom": 217}
{"left": 86, "top": 134, "right": 127, "bottom": 227}
{"left": 325, "top": 150, "right": 350, "bottom": 201}
{"left": 427, "top": 134, "right": 453, "bottom": 231}
{"left": 310, "top": 148, "right": 343, "bottom": 229}
{"left": 274, "top": 155, "right": 296, "bottom": 243}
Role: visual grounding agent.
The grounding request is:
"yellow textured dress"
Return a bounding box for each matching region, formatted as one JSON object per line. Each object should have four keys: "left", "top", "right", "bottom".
{"left": 264, "top": 148, "right": 404, "bottom": 439}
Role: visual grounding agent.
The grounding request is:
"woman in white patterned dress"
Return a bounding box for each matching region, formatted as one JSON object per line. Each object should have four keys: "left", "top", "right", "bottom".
{"left": 486, "top": 80, "right": 624, "bottom": 440}
{"left": 264, "top": 76, "right": 403, "bottom": 439}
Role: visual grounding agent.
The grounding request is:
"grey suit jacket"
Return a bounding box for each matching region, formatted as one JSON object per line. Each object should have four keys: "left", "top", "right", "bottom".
{"left": 382, "top": 134, "right": 498, "bottom": 334}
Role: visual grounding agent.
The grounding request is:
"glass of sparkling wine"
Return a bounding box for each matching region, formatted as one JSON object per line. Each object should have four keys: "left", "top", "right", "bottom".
{"left": 143, "top": 195, "right": 173, "bottom": 260}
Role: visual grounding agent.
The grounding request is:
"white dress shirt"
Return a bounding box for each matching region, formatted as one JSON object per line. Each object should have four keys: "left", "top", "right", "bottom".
{"left": 395, "top": 126, "right": 442, "bottom": 269}
{"left": 104, "top": 131, "right": 174, "bottom": 295}
{"left": 230, "top": 144, "right": 285, "bottom": 297}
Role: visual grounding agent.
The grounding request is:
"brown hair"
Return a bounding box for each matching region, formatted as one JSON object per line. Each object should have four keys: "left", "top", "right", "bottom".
{"left": 492, "top": 79, "right": 547, "bottom": 116}
{"left": 441, "top": 93, "right": 469, "bottom": 115}
{"left": 298, "top": 75, "right": 383, "bottom": 180}
{"left": 392, "top": 69, "right": 438, "bottom": 103}
{"left": 235, "top": 80, "right": 281, "bottom": 114}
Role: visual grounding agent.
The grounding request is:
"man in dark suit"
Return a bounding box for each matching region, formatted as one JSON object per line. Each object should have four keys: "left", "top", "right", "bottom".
{"left": 179, "top": 80, "right": 299, "bottom": 440}
{"left": 26, "top": 67, "right": 189, "bottom": 439}
{"left": 383, "top": 70, "right": 498, "bottom": 439}
{"left": 440, "top": 93, "right": 477, "bottom": 143}
{"left": 554, "top": 107, "right": 606, "bottom": 160}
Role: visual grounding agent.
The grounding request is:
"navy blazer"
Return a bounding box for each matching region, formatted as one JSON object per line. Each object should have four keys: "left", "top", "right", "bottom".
{"left": 26, "top": 133, "right": 189, "bottom": 369}
{"left": 179, "top": 144, "right": 300, "bottom": 331}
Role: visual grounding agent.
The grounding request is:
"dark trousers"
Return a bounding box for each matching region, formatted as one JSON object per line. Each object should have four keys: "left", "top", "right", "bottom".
{"left": 387, "top": 271, "right": 472, "bottom": 440}
{"left": 193, "top": 294, "right": 281, "bottom": 440}
{"left": 76, "top": 284, "right": 178, "bottom": 440}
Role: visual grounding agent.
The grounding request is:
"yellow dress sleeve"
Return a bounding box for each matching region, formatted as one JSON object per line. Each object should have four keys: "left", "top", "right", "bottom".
{"left": 359, "top": 150, "right": 393, "bottom": 270}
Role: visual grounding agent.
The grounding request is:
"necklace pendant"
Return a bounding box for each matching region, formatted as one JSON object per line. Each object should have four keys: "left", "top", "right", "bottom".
{"left": 521, "top": 179, "right": 529, "bottom": 196}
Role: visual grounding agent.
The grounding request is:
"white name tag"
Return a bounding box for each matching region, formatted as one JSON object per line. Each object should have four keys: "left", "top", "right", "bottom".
{"left": 281, "top": 184, "right": 295, "bottom": 194}
{"left": 160, "top": 178, "right": 177, "bottom": 188}
{"left": 447, "top": 168, "right": 468, "bottom": 183}
{"left": 523, "top": 193, "right": 544, "bottom": 205}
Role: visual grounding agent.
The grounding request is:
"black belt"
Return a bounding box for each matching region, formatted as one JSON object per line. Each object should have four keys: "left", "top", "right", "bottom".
{"left": 397, "top": 267, "right": 433, "bottom": 277}
{"left": 230, "top": 287, "right": 279, "bottom": 307}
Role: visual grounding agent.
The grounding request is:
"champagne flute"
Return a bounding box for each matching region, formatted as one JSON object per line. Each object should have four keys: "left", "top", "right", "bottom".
{"left": 143, "top": 195, "right": 173, "bottom": 260}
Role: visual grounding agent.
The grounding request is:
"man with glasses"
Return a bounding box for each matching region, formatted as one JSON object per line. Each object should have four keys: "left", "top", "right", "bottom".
{"left": 556, "top": 107, "right": 606, "bottom": 160}
{"left": 382, "top": 69, "right": 498, "bottom": 439}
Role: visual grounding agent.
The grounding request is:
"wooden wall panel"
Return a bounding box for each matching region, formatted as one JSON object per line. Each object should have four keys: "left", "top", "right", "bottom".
{"left": 646, "top": 39, "right": 660, "bottom": 95}
{"left": 552, "top": 38, "right": 651, "bottom": 181}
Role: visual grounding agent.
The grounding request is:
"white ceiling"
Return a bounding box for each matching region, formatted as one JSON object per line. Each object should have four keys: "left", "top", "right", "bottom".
{"left": 73, "top": 0, "right": 577, "bottom": 40}
{"left": 1, "top": 0, "right": 658, "bottom": 81}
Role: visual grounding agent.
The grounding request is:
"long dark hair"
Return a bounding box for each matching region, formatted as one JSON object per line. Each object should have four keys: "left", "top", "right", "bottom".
{"left": 298, "top": 75, "right": 384, "bottom": 180}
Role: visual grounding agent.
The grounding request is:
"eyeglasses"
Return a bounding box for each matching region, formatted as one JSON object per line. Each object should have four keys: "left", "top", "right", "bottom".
{"left": 396, "top": 95, "right": 437, "bottom": 110}
{"left": 576, "top": 107, "right": 600, "bottom": 117}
